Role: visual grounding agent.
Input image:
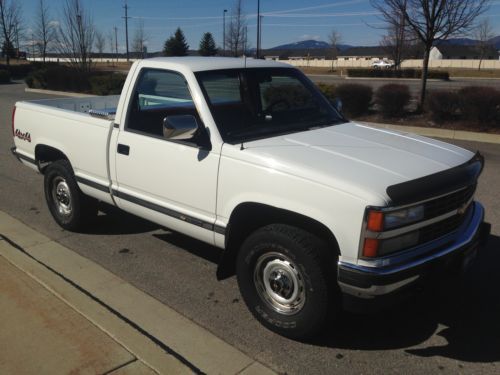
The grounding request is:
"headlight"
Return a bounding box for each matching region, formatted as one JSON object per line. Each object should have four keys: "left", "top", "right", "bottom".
{"left": 363, "top": 205, "right": 425, "bottom": 258}
{"left": 367, "top": 205, "right": 424, "bottom": 232}
{"left": 384, "top": 205, "right": 424, "bottom": 230}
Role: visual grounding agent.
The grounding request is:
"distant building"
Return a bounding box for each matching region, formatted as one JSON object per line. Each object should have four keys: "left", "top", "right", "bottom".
{"left": 263, "top": 48, "right": 337, "bottom": 61}
{"left": 337, "top": 46, "right": 389, "bottom": 61}
{"left": 430, "top": 45, "right": 499, "bottom": 60}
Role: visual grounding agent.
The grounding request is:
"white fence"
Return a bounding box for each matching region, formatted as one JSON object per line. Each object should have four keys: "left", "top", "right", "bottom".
{"left": 282, "top": 58, "right": 500, "bottom": 70}
{"left": 27, "top": 57, "right": 138, "bottom": 63}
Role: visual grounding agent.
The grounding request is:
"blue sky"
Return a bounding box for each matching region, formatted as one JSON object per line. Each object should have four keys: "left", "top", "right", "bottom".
{"left": 21, "top": 0, "right": 500, "bottom": 52}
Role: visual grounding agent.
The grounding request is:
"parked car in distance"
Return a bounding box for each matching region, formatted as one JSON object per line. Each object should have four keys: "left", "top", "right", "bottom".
{"left": 372, "top": 59, "right": 394, "bottom": 69}
{"left": 11, "top": 57, "right": 490, "bottom": 339}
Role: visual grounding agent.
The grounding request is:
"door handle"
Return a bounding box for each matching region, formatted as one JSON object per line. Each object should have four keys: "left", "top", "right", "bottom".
{"left": 117, "top": 143, "right": 130, "bottom": 155}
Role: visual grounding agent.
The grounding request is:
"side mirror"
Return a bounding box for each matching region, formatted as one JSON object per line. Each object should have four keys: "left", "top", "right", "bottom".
{"left": 332, "top": 98, "right": 343, "bottom": 114}
{"left": 163, "top": 115, "right": 198, "bottom": 140}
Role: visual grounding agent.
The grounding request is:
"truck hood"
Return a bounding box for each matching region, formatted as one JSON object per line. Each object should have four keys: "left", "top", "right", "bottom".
{"left": 223, "top": 122, "right": 474, "bottom": 204}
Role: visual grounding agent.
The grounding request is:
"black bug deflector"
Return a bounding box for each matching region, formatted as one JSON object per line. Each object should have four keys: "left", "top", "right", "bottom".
{"left": 386, "top": 152, "right": 484, "bottom": 206}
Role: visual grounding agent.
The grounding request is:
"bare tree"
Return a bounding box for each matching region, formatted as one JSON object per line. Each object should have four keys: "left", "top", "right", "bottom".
{"left": 241, "top": 26, "right": 250, "bottom": 55}
{"left": 55, "top": 0, "right": 95, "bottom": 72}
{"left": 94, "top": 29, "right": 105, "bottom": 59}
{"left": 0, "top": 0, "right": 22, "bottom": 65}
{"left": 107, "top": 30, "right": 113, "bottom": 54}
{"left": 107, "top": 30, "right": 114, "bottom": 64}
{"left": 34, "top": 0, "right": 55, "bottom": 63}
{"left": 474, "top": 18, "right": 494, "bottom": 71}
{"left": 379, "top": 10, "right": 417, "bottom": 70}
{"left": 226, "top": 0, "right": 247, "bottom": 57}
{"left": 328, "top": 29, "right": 342, "bottom": 71}
{"left": 372, "top": 0, "right": 489, "bottom": 109}
{"left": 132, "top": 19, "right": 148, "bottom": 58}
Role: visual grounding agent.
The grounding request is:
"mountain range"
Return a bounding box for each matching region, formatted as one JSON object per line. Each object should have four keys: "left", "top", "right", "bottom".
{"left": 270, "top": 36, "right": 500, "bottom": 51}
{"left": 270, "top": 40, "right": 352, "bottom": 51}
{"left": 439, "top": 36, "right": 500, "bottom": 49}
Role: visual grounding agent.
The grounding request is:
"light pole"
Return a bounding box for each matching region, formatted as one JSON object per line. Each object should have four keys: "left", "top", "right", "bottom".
{"left": 223, "top": 9, "right": 227, "bottom": 56}
{"left": 114, "top": 26, "right": 118, "bottom": 64}
{"left": 256, "top": 0, "right": 260, "bottom": 58}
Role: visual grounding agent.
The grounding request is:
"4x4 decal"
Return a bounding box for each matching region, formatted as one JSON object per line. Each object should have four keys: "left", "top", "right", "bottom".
{"left": 15, "top": 129, "right": 31, "bottom": 142}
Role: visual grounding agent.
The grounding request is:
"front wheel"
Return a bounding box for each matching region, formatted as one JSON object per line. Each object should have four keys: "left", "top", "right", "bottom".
{"left": 236, "top": 224, "right": 336, "bottom": 339}
{"left": 44, "top": 160, "right": 97, "bottom": 231}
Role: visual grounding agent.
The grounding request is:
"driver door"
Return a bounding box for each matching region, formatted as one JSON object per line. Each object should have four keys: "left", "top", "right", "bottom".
{"left": 114, "top": 68, "right": 219, "bottom": 244}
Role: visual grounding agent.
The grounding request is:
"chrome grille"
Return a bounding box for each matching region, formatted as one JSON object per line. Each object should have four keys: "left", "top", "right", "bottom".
{"left": 424, "top": 185, "right": 476, "bottom": 219}
{"left": 419, "top": 213, "right": 466, "bottom": 244}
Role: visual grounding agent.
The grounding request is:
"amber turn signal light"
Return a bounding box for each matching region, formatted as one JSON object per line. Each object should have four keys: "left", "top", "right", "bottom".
{"left": 367, "top": 211, "right": 384, "bottom": 232}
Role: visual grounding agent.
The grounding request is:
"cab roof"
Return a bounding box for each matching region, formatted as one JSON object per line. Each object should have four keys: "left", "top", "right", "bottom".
{"left": 137, "top": 56, "right": 293, "bottom": 72}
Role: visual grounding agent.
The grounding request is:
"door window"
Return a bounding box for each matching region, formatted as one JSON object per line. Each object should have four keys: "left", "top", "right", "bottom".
{"left": 127, "top": 69, "right": 200, "bottom": 138}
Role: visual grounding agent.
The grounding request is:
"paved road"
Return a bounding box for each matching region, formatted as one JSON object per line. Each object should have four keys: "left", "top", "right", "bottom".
{"left": 308, "top": 74, "right": 500, "bottom": 96}
{"left": 2, "top": 82, "right": 500, "bottom": 374}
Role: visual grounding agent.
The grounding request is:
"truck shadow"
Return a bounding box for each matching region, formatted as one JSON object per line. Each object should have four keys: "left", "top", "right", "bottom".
{"left": 153, "top": 232, "right": 223, "bottom": 264}
{"left": 83, "top": 203, "right": 159, "bottom": 235}
{"left": 82, "top": 202, "right": 223, "bottom": 261}
{"left": 318, "top": 234, "right": 500, "bottom": 364}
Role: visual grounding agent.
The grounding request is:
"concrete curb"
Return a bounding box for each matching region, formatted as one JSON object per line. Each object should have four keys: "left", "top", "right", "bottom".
{"left": 452, "top": 76, "right": 500, "bottom": 80}
{"left": 356, "top": 121, "right": 500, "bottom": 145}
{"left": 25, "top": 87, "right": 95, "bottom": 97}
{"left": 344, "top": 76, "right": 444, "bottom": 81}
{"left": 0, "top": 211, "right": 276, "bottom": 375}
{"left": 307, "top": 74, "right": 442, "bottom": 81}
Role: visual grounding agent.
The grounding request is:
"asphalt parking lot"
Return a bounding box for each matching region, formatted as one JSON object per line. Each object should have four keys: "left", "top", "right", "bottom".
{"left": 2, "top": 82, "right": 499, "bottom": 374}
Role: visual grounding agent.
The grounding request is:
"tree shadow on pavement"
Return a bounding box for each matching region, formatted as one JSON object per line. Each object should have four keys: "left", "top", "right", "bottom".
{"left": 316, "top": 235, "right": 500, "bottom": 364}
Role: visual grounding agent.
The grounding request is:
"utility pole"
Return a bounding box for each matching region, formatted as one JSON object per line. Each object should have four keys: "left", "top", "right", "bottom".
{"left": 14, "top": 23, "right": 19, "bottom": 59}
{"left": 259, "top": 15, "right": 263, "bottom": 56}
{"left": 256, "top": 0, "right": 260, "bottom": 58}
{"left": 123, "top": 1, "right": 130, "bottom": 61}
{"left": 223, "top": 9, "right": 227, "bottom": 56}
{"left": 244, "top": 26, "right": 248, "bottom": 55}
{"left": 31, "top": 32, "right": 35, "bottom": 60}
{"left": 114, "top": 26, "right": 118, "bottom": 64}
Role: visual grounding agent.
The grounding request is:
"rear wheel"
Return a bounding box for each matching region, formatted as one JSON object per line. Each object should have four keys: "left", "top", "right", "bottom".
{"left": 236, "top": 224, "right": 337, "bottom": 339}
{"left": 44, "top": 160, "right": 97, "bottom": 231}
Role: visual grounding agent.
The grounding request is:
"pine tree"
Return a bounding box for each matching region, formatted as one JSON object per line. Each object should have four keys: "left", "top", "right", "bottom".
{"left": 198, "top": 32, "right": 217, "bottom": 56}
{"left": 163, "top": 27, "right": 189, "bottom": 56}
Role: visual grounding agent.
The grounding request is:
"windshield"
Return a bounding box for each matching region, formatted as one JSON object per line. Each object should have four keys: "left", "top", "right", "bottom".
{"left": 196, "top": 68, "right": 345, "bottom": 143}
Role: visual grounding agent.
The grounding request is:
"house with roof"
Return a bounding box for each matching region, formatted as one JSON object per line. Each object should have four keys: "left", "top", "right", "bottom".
{"left": 430, "top": 45, "right": 499, "bottom": 60}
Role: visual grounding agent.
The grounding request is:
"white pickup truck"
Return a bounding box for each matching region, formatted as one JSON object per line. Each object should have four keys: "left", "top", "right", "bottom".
{"left": 12, "top": 57, "right": 490, "bottom": 339}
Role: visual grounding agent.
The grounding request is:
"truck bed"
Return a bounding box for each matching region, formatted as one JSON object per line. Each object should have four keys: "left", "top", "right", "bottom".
{"left": 24, "top": 95, "right": 120, "bottom": 119}
{"left": 13, "top": 95, "right": 120, "bottom": 206}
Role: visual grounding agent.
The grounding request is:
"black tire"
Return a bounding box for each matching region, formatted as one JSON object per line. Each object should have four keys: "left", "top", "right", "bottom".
{"left": 236, "top": 224, "right": 337, "bottom": 339}
{"left": 44, "top": 160, "right": 97, "bottom": 231}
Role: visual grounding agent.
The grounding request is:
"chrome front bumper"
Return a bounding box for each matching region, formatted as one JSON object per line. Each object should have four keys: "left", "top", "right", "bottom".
{"left": 338, "top": 202, "right": 489, "bottom": 302}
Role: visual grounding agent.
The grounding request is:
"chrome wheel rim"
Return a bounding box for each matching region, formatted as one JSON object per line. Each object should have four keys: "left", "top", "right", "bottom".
{"left": 253, "top": 252, "right": 306, "bottom": 315}
{"left": 52, "top": 177, "right": 72, "bottom": 216}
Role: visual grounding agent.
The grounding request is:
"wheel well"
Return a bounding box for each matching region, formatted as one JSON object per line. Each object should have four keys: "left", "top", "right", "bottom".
{"left": 217, "top": 202, "right": 340, "bottom": 280}
{"left": 35, "top": 145, "right": 69, "bottom": 173}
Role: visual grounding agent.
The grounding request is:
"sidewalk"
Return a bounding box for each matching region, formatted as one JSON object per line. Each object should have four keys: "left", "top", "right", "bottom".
{"left": 0, "top": 211, "right": 275, "bottom": 375}
{"left": 0, "top": 252, "right": 156, "bottom": 375}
